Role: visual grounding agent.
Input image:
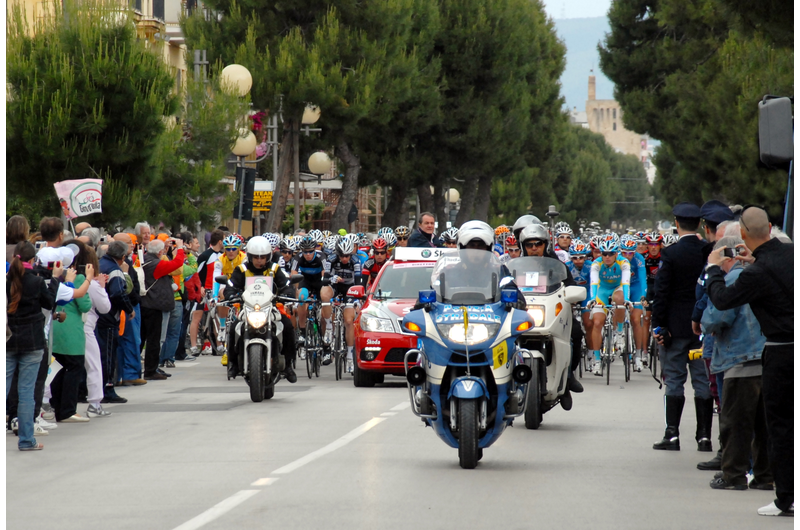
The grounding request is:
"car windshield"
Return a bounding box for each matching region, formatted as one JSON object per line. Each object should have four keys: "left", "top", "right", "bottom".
{"left": 431, "top": 249, "right": 503, "bottom": 305}
{"left": 506, "top": 256, "right": 567, "bottom": 295}
{"left": 373, "top": 263, "right": 436, "bottom": 299}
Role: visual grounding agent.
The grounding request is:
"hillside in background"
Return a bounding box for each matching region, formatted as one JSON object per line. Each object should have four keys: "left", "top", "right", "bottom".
{"left": 554, "top": 17, "right": 614, "bottom": 112}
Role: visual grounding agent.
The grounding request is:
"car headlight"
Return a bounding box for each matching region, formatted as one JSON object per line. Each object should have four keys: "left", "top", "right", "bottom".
{"left": 436, "top": 323, "right": 499, "bottom": 345}
{"left": 360, "top": 314, "right": 394, "bottom": 333}
{"left": 247, "top": 310, "right": 268, "bottom": 328}
{"left": 527, "top": 306, "right": 545, "bottom": 327}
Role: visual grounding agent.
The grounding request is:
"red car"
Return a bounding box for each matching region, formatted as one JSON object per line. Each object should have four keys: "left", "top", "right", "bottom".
{"left": 353, "top": 247, "right": 448, "bottom": 387}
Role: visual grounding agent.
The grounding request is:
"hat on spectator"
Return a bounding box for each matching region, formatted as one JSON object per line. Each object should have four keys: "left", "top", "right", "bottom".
{"left": 672, "top": 201, "right": 701, "bottom": 219}
{"left": 700, "top": 200, "right": 735, "bottom": 224}
{"left": 37, "top": 245, "right": 78, "bottom": 268}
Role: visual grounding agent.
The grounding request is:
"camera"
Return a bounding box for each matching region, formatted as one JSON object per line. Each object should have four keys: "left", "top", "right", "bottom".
{"left": 722, "top": 248, "right": 736, "bottom": 258}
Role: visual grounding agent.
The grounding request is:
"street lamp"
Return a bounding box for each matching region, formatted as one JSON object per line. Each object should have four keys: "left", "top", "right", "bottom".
{"left": 308, "top": 151, "right": 332, "bottom": 175}
{"left": 221, "top": 63, "right": 255, "bottom": 234}
{"left": 292, "top": 104, "right": 323, "bottom": 232}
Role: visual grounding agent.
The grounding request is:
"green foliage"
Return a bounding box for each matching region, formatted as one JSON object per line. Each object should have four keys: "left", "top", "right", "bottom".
{"left": 6, "top": 0, "right": 178, "bottom": 226}
{"left": 148, "top": 75, "right": 250, "bottom": 231}
{"left": 599, "top": 0, "right": 793, "bottom": 223}
{"left": 281, "top": 204, "right": 325, "bottom": 234}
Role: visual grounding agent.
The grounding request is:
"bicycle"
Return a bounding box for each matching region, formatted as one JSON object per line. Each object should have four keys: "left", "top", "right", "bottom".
{"left": 330, "top": 296, "right": 348, "bottom": 381}
{"left": 598, "top": 301, "right": 632, "bottom": 385}
{"left": 302, "top": 298, "right": 323, "bottom": 379}
{"left": 199, "top": 291, "right": 225, "bottom": 356}
{"left": 641, "top": 299, "right": 662, "bottom": 387}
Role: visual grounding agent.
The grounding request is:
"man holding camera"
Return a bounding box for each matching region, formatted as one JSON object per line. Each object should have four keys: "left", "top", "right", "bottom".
{"left": 651, "top": 202, "right": 712, "bottom": 452}
{"left": 705, "top": 206, "right": 794, "bottom": 517}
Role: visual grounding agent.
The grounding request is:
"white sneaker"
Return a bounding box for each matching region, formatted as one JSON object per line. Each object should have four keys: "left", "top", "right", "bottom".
{"left": 593, "top": 360, "right": 603, "bottom": 376}
{"left": 614, "top": 332, "right": 626, "bottom": 351}
{"left": 33, "top": 423, "right": 49, "bottom": 436}
{"left": 634, "top": 357, "right": 643, "bottom": 372}
{"left": 86, "top": 404, "right": 112, "bottom": 418}
{"left": 36, "top": 415, "right": 57, "bottom": 430}
{"left": 346, "top": 359, "right": 354, "bottom": 374}
{"left": 298, "top": 348, "right": 306, "bottom": 361}
{"left": 757, "top": 502, "right": 793, "bottom": 516}
{"left": 10, "top": 417, "right": 19, "bottom": 435}
{"left": 189, "top": 346, "right": 201, "bottom": 356}
{"left": 41, "top": 404, "right": 56, "bottom": 421}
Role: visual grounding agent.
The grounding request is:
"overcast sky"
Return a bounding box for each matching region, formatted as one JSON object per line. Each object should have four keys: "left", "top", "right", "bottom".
{"left": 541, "top": 0, "right": 612, "bottom": 19}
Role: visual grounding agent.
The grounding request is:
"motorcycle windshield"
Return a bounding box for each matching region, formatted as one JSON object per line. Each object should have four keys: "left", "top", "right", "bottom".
{"left": 506, "top": 257, "right": 567, "bottom": 295}
{"left": 431, "top": 249, "right": 502, "bottom": 305}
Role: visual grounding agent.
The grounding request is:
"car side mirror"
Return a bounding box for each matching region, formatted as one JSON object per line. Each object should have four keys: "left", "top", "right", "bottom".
{"left": 347, "top": 285, "right": 365, "bottom": 299}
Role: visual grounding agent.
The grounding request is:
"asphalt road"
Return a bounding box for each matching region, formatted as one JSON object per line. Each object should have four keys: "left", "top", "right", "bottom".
{"left": 7, "top": 356, "right": 790, "bottom": 530}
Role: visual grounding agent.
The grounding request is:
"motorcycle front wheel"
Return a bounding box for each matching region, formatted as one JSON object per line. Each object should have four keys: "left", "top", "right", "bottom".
{"left": 458, "top": 399, "right": 479, "bottom": 469}
{"left": 524, "top": 359, "right": 542, "bottom": 430}
{"left": 248, "top": 345, "right": 265, "bottom": 403}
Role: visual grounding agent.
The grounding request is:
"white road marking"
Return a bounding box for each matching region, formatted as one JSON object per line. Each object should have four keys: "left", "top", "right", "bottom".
{"left": 272, "top": 417, "right": 387, "bottom": 475}
{"left": 380, "top": 412, "right": 397, "bottom": 417}
{"left": 390, "top": 401, "right": 410, "bottom": 411}
{"left": 251, "top": 477, "right": 279, "bottom": 486}
{"left": 172, "top": 490, "right": 260, "bottom": 530}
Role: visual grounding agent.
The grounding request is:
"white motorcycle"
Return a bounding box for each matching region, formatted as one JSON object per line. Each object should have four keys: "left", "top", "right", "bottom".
{"left": 506, "top": 257, "right": 586, "bottom": 429}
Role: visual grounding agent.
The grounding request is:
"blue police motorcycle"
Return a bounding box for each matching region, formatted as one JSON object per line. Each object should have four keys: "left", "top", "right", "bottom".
{"left": 402, "top": 250, "right": 535, "bottom": 469}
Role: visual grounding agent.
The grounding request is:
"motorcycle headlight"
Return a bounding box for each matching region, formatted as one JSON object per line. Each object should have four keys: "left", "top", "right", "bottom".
{"left": 527, "top": 306, "right": 545, "bottom": 327}
{"left": 436, "top": 323, "right": 499, "bottom": 345}
{"left": 247, "top": 310, "right": 268, "bottom": 328}
{"left": 360, "top": 314, "right": 395, "bottom": 333}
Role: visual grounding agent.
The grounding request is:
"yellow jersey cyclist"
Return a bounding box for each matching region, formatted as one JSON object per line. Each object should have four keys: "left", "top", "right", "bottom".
{"left": 586, "top": 234, "right": 634, "bottom": 375}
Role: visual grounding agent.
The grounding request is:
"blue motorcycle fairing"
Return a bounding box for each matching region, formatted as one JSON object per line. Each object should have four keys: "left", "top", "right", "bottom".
{"left": 447, "top": 376, "right": 489, "bottom": 400}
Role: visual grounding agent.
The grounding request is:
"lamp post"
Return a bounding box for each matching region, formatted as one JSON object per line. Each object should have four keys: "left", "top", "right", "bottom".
{"left": 220, "top": 64, "right": 256, "bottom": 234}
{"left": 294, "top": 105, "right": 323, "bottom": 232}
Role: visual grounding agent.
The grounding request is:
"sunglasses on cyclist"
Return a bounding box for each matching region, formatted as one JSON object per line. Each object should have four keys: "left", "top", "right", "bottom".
{"left": 601, "top": 251, "right": 616, "bottom": 257}
{"left": 374, "top": 251, "right": 387, "bottom": 255}
{"left": 397, "top": 237, "right": 408, "bottom": 241}
{"left": 302, "top": 250, "right": 315, "bottom": 255}
{"left": 508, "top": 247, "right": 520, "bottom": 252}
{"left": 281, "top": 249, "right": 293, "bottom": 254}
{"left": 571, "top": 256, "right": 586, "bottom": 260}
{"left": 224, "top": 247, "right": 239, "bottom": 252}
{"left": 524, "top": 240, "right": 545, "bottom": 249}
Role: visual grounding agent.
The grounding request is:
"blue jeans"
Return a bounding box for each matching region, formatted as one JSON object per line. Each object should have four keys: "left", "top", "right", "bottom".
{"left": 6, "top": 349, "right": 44, "bottom": 449}
{"left": 160, "top": 301, "right": 183, "bottom": 363}
{"left": 662, "top": 336, "right": 711, "bottom": 399}
{"left": 116, "top": 304, "right": 142, "bottom": 381}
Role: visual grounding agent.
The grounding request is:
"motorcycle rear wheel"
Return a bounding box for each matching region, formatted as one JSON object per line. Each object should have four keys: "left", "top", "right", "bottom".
{"left": 248, "top": 345, "right": 265, "bottom": 403}
{"left": 458, "top": 399, "right": 479, "bottom": 469}
{"left": 524, "top": 359, "right": 542, "bottom": 430}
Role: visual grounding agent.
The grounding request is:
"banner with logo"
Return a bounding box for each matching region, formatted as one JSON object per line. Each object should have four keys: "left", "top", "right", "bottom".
{"left": 53, "top": 179, "right": 103, "bottom": 219}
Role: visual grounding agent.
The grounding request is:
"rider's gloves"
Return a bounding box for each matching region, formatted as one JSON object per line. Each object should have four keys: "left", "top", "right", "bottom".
{"left": 331, "top": 275, "right": 340, "bottom": 284}
{"left": 586, "top": 300, "right": 596, "bottom": 310}
{"left": 625, "top": 301, "right": 634, "bottom": 312}
{"left": 298, "top": 287, "right": 309, "bottom": 302}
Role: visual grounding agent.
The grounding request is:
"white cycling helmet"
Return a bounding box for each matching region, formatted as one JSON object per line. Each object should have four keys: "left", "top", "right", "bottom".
{"left": 457, "top": 220, "right": 494, "bottom": 250}
{"left": 245, "top": 236, "right": 272, "bottom": 259}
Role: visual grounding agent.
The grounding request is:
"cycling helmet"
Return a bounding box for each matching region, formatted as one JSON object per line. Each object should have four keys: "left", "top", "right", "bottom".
{"left": 634, "top": 230, "right": 647, "bottom": 243}
{"left": 645, "top": 231, "right": 664, "bottom": 244}
{"left": 335, "top": 238, "right": 355, "bottom": 257}
{"left": 440, "top": 227, "right": 459, "bottom": 243}
{"left": 555, "top": 222, "right": 573, "bottom": 237}
{"left": 321, "top": 230, "right": 332, "bottom": 239}
{"left": 383, "top": 232, "right": 398, "bottom": 248}
{"left": 589, "top": 235, "right": 602, "bottom": 250}
{"left": 262, "top": 232, "right": 281, "bottom": 249}
{"left": 308, "top": 229, "right": 324, "bottom": 244}
{"left": 222, "top": 234, "right": 242, "bottom": 248}
{"left": 457, "top": 220, "right": 494, "bottom": 250}
{"left": 662, "top": 234, "right": 679, "bottom": 247}
{"left": 620, "top": 235, "right": 638, "bottom": 252}
{"left": 394, "top": 226, "right": 410, "bottom": 239}
{"left": 519, "top": 224, "right": 549, "bottom": 246}
{"left": 569, "top": 240, "right": 590, "bottom": 256}
{"left": 377, "top": 227, "right": 394, "bottom": 239}
{"left": 245, "top": 236, "right": 272, "bottom": 260}
{"left": 494, "top": 225, "right": 510, "bottom": 238}
{"left": 323, "top": 235, "right": 338, "bottom": 252}
{"left": 597, "top": 234, "right": 620, "bottom": 253}
{"left": 344, "top": 233, "right": 359, "bottom": 247}
{"left": 232, "top": 233, "right": 245, "bottom": 247}
{"left": 359, "top": 235, "right": 372, "bottom": 248}
{"left": 505, "top": 235, "right": 519, "bottom": 249}
{"left": 372, "top": 237, "right": 388, "bottom": 251}
{"left": 279, "top": 239, "right": 296, "bottom": 252}
{"left": 299, "top": 235, "right": 317, "bottom": 251}
{"left": 512, "top": 214, "right": 543, "bottom": 238}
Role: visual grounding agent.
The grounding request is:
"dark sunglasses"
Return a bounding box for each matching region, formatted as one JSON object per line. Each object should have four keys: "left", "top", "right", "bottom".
{"left": 373, "top": 251, "right": 387, "bottom": 255}
{"left": 302, "top": 250, "right": 315, "bottom": 254}
{"left": 397, "top": 237, "right": 408, "bottom": 241}
{"left": 524, "top": 240, "right": 545, "bottom": 249}
{"left": 281, "top": 249, "right": 293, "bottom": 254}
{"left": 508, "top": 247, "right": 520, "bottom": 252}
{"left": 601, "top": 251, "right": 616, "bottom": 257}
{"left": 571, "top": 256, "right": 586, "bottom": 260}
{"left": 224, "top": 247, "right": 239, "bottom": 252}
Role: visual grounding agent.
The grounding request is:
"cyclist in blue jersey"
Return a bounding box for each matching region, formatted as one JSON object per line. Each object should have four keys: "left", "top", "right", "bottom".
{"left": 620, "top": 235, "right": 647, "bottom": 372}
{"left": 587, "top": 234, "right": 633, "bottom": 374}
{"left": 567, "top": 239, "right": 594, "bottom": 342}
{"left": 292, "top": 235, "right": 333, "bottom": 362}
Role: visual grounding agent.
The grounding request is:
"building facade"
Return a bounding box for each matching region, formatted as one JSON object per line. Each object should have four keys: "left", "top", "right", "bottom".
{"left": 585, "top": 74, "right": 646, "bottom": 158}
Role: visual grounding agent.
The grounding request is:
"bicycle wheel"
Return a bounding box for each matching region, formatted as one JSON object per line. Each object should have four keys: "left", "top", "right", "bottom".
{"left": 604, "top": 326, "right": 613, "bottom": 386}
{"left": 305, "top": 324, "right": 314, "bottom": 379}
{"left": 623, "top": 323, "right": 631, "bottom": 382}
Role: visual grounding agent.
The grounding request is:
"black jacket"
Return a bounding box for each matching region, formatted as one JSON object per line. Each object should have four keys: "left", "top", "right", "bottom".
{"left": 652, "top": 234, "right": 707, "bottom": 338}
{"left": 6, "top": 270, "right": 59, "bottom": 352}
{"left": 705, "top": 238, "right": 793, "bottom": 343}
{"left": 407, "top": 228, "right": 437, "bottom": 248}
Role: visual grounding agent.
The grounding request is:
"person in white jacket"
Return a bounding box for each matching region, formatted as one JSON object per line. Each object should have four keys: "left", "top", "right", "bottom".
{"left": 84, "top": 264, "right": 112, "bottom": 417}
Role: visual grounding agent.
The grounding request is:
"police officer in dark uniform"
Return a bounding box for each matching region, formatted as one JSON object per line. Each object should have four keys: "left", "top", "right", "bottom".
{"left": 651, "top": 202, "right": 712, "bottom": 451}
